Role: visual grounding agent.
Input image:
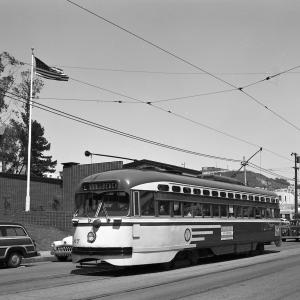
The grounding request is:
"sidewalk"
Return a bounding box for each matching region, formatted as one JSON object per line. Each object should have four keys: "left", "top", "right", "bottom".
{"left": 23, "top": 251, "right": 56, "bottom": 264}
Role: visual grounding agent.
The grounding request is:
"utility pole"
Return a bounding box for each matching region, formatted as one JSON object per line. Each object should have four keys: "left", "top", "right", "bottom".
{"left": 291, "top": 153, "right": 299, "bottom": 216}
{"left": 243, "top": 156, "right": 247, "bottom": 185}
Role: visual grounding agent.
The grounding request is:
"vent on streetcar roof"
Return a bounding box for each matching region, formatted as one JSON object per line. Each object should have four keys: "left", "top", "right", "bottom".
{"left": 172, "top": 186, "right": 181, "bottom": 193}
{"left": 158, "top": 184, "right": 169, "bottom": 192}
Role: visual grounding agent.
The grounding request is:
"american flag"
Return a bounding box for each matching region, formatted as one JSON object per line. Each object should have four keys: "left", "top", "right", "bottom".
{"left": 35, "top": 57, "right": 69, "bottom": 81}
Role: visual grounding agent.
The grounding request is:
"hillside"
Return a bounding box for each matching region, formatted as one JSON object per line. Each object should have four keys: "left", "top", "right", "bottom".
{"left": 218, "top": 170, "right": 290, "bottom": 190}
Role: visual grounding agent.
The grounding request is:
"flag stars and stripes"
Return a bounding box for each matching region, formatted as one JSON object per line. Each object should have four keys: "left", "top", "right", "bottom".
{"left": 35, "top": 57, "right": 69, "bottom": 81}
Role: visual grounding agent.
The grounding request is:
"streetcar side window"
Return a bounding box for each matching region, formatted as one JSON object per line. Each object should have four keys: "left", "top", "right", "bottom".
{"left": 212, "top": 204, "right": 219, "bottom": 217}
{"left": 140, "top": 191, "right": 155, "bottom": 216}
{"left": 202, "top": 203, "right": 210, "bottom": 217}
{"left": 220, "top": 205, "right": 228, "bottom": 217}
{"left": 247, "top": 207, "right": 254, "bottom": 218}
{"left": 235, "top": 206, "right": 242, "bottom": 218}
{"left": 193, "top": 203, "right": 203, "bottom": 217}
{"left": 241, "top": 206, "right": 249, "bottom": 218}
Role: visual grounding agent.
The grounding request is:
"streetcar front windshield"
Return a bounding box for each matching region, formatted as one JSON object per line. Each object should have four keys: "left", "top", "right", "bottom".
{"left": 74, "top": 191, "right": 129, "bottom": 217}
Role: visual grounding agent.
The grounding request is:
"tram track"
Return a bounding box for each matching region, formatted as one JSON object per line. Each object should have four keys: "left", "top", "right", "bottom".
{"left": 1, "top": 245, "right": 299, "bottom": 299}
{"left": 72, "top": 255, "right": 300, "bottom": 300}
{"left": 0, "top": 266, "right": 117, "bottom": 297}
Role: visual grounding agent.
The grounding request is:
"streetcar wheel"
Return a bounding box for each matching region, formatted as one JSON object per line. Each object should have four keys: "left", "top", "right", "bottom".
{"left": 256, "top": 243, "right": 264, "bottom": 254}
{"left": 188, "top": 251, "right": 199, "bottom": 265}
{"left": 56, "top": 255, "right": 69, "bottom": 262}
{"left": 7, "top": 252, "right": 22, "bottom": 268}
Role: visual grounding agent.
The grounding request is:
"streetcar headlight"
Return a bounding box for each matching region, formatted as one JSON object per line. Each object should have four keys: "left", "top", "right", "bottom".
{"left": 87, "top": 231, "right": 96, "bottom": 243}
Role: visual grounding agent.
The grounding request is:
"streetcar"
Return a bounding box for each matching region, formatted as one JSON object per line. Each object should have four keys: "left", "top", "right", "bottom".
{"left": 71, "top": 167, "right": 281, "bottom": 267}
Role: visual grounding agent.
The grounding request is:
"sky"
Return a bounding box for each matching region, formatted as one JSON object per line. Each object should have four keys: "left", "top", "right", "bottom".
{"left": 1, "top": 0, "right": 300, "bottom": 181}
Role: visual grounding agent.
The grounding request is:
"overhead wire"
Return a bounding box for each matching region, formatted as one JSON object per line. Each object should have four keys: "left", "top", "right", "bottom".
{"left": 65, "top": 0, "right": 300, "bottom": 135}
{"left": 36, "top": 97, "right": 139, "bottom": 104}
{"left": 19, "top": 60, "right": 293, "bottom": 163}
{"left": 3, "top": 89, "right": 241, "bottom": 163}
{"left": 59, "top": 65, "right": 300, "bottom": 76}
{"left": 248, "top": 162, "right": 293, "bottom": 181}
{"left": 7, "top": 88, "right": 292, "bottom": 180}
{"left": 67, "top": 75, "right": 292, "bottom": 163}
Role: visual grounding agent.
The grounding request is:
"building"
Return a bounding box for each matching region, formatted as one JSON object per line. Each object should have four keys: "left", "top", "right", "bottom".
{"left": 276, "top": 186, "right": 300, "bottom": 219}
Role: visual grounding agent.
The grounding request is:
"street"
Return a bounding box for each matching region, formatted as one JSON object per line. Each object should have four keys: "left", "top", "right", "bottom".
{"left": 0, "top": 242, "right": 300, "bottom": 300}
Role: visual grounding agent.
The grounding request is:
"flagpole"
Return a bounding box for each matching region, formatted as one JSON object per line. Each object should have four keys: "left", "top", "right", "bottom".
{"left": 25, "top": 48, "right": 34, "bottom": 212}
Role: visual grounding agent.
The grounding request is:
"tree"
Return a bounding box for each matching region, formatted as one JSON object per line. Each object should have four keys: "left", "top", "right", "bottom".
{"left": 0, "top": 51, "right": 24, "bottom": 114}
{"left": 0, "top": 52, "right": 57, "bottom": 176}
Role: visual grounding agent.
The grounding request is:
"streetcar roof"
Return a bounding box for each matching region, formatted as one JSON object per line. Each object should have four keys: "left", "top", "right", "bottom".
{"left": 77, "top": 168, "right": 277, "bottom": 197}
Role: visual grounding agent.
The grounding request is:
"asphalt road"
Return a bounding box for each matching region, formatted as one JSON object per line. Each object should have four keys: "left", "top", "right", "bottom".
{"left": 1, "top": 242, "right": 300, "bottom": 300}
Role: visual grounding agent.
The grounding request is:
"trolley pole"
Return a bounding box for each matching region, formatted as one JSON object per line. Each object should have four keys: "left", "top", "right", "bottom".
{"left": 243, "top": 156, "right": 247, "bottom": 185}
{"left": 291, "top": 153, "right": 299, "bottom": 216}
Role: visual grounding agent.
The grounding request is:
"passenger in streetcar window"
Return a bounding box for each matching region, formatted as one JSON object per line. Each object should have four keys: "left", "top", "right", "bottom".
{"left": 159, "top": 202, "right": 170, "bottom": 216}
{"left": 173, "top": 202, "right": 181, "bottom": 216}
{"left": 183, "top": 203, "right": 192, "bottom": 217}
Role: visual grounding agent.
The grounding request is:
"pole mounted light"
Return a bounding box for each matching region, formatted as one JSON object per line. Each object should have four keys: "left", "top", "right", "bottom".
{"left": 84, "top": 150, "right": 91, "bottom": 157}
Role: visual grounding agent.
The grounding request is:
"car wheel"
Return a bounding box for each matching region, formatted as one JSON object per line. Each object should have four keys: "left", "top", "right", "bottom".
{"left": 56, "top": 255, "right": 68, "bottom": 262}
{"left": 7, "top": 252, "right": 22, "bottom": 268}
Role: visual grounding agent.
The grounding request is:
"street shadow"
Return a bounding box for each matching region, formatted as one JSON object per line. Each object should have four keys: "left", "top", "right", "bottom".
{"left": 70, "top": 249, "right": 279, "bottom": 277}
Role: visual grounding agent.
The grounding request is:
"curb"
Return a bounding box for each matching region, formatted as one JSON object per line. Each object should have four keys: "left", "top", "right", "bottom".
{"left": 23, "top": 251, "right": 56, "bottom": 264}
{"left": 23, "top": 255, "right": 56, "bottom": 264}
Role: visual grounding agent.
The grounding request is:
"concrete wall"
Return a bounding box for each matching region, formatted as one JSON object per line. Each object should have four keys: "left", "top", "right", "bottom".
{"left": 0, "top": 173, "right": 62, "bottom": 213}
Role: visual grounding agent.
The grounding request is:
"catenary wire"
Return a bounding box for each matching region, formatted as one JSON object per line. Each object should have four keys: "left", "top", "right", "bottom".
{"left": 3, "top": 90, "right": 294, "bottom": 179}
{"left": 36, "top": 88, "right": 237, "bottom": 104}
{"left": 57, "top": 65, "right": 300, "bottom": 76}
{"left": 8, "top": 91, "right": 293, "bottom": 180}
{"left": 65, "top": 0, "right": 300, "bottom": 134}
{"left": 68, "top": 76, "right": 292, "bottom": 163}
{"left": 5, "top": 90, "right": 294, "bottom": 179}
{"left": 248, "top": 162, "right": 293, "bottom": 181}
{"left": 36, "top": 97, "right": 139, "bottom": 104}
{"left": 21, "top": 61, "right": 293, "bottom": 162}
{"left": 3, "top": 90, "right": 241, "bottom": 163}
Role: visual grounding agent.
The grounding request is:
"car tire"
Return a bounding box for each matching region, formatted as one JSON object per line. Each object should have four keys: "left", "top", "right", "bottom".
{"left": 56, "top": 255, "right": 68, "bottom": 262}
{"left": 7, "top": 252, "right": 22, "bottom": 268}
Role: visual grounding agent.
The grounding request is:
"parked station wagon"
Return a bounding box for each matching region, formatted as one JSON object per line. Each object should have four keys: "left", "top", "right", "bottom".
{"left": 0, "top": 222, "right": 38, "bottom": 268}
